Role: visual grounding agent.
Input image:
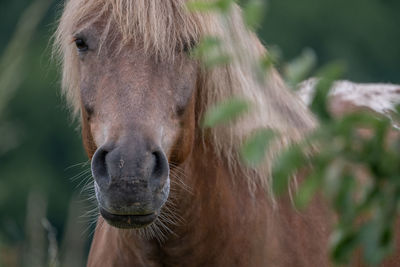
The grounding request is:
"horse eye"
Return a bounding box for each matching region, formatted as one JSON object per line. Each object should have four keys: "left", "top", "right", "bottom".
{"left": 183, "top": 43, "right": 191, "bottom": 53}
{"left": 75, "top": 38, "right": 88, "bottom": 52}
{"left": 183, "top": 40, "right": 196, "bottom": 53}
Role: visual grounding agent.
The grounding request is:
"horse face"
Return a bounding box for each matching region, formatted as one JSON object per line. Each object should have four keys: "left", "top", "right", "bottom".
{"left": 76, "top": 27, "right": 197, "bottom": 228}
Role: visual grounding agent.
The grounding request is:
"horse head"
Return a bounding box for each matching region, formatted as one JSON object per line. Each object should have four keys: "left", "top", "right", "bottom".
{"left": 71, "top": 22, "right": 198, "bottom": 228}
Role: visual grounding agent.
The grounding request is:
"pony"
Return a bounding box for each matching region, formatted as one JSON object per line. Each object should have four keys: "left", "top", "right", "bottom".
{"left": 54, "top": 0, "right": 400, "bottom": 266}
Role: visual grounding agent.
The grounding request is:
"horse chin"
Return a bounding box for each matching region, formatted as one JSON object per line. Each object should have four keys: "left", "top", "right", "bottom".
{"left": 94, "top": 177, "right": 170, "bottom": 229}
{"left": 99, "top": 207, "right": 159, "bottom": 229}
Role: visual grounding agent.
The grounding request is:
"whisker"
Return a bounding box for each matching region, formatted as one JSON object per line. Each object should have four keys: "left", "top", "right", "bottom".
{"left": 74, "top": 173, "right": 93, "bottom": 190}
{"left": 70, "top": 168, "right": 92, "bottom": 182}
{"left": 80, "top": 178, "right": 94, "bottom": 194}
{"left": 151, "top": 222, "right": 167, "bottom": 243}
{"left": 64, "top": 160, "right": 91, "bottom": 171}
{"left": 85, "top": 216, "right": 102, "bottom": 238}
{"left": 161, "top": 205, "right": 184, "bottom": 225}
{"left": 169, "top": 173, "right": 193, "bottom": 195}
{"left": 81, "top": 204, "right": 100, "bottom": 237}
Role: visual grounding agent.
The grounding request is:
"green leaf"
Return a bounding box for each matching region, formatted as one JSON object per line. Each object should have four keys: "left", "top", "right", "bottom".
{"left": 190, "top": 37, "right": 231, "bottom": 68}
{"left": 243, "top": 0, "right": 266, "bottom": 30}
{"left": 284, "top": 48, "right": 317, "bottom": 88}
{"left": 260, "top": 47, "right": 281, "bottom": 70}
{"left": 203, "top": 98, "right": 251, "bottom": 128}
{"left": 272, "top": 145, "right": 307, "bottom": 194}
{"left": 360, "top": 218, "right": 394, "bottom": 265}
{"left": 333, "top": 173, "right": 356, "bottom": 224}
{"left": 323, "top": 159, "right": 345, "bottom": 201}
{"left": 240, "top": 128, "right": 275, "bottom": 166}
{"left": 186, "top": 1, "right": 219, "bottom": 12}
{"left": 257, "top": 47, "right": 282, "bottom": 82}
{"left": 294, "top": 173, "right": 321, "bottom": 209}
{"left": 330, "top": 228, "right": 359, "bottom": 264}
{"left": 310, "top": 62, "right": 346, "bottom": 122}
{"left": 215, "top": 0, "right": 234, "bottom": 11}
{"left": 190, "top": 37, "right": 220, "bottom": 57}
{"left": 393, "top": 104, "right": 400, "bottom": 124}
{"left": 186, "top": 0, "right": 233, "bottom": 13}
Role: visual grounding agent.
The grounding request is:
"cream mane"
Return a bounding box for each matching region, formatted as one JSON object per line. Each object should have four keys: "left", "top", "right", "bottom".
{"left": 54, "top": 0, "right": 315, "bottom": 195}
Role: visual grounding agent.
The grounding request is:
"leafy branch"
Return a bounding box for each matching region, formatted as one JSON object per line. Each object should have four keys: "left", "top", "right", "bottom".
{"left": 189, "top": 0, "right": 400, "bottom": 265}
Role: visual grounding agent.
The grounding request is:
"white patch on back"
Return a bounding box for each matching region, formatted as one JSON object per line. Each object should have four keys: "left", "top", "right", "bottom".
{"left": 297, "top": 79, "right": 400, "bottom": 115}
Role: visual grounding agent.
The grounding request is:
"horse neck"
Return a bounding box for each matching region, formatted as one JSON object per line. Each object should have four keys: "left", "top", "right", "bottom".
{"left": 155, "top": 141, "right": 272, "bottom": 265}
{"left": 170, "top": 140, "right": 264, "bottom": 225}
{"left": 159, "top": 140, "right": 334, "bottom": 266}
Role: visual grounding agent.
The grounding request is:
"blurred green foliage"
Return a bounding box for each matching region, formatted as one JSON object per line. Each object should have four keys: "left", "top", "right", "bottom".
{"left": 190, "top": 37, "right": 231, "bottom": 68}
{"left": 195, "top": 0, "right": 400, "bottom": 265}
{"left": 240, "top": 128, "right": 275, "bottom": 166}
{"left": 0, "top": 0, "right": 87, "bottom": 266}
{"left": 271, "top": 76, "right": 400, "bottom": 265}
{"left": 203, "top": 98, "right": 250, "bottom": 128}
{"left": 0, "top": 0, "right": 399, "bottom": 266}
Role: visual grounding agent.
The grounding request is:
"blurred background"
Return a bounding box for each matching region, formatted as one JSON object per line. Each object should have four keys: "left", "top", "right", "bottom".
{"left": 0, "top": 0, "right": 399, "bottom": 266}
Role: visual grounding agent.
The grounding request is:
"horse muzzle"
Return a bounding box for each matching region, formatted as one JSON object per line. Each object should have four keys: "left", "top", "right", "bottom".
{"left": 91, "top": 138, "right": 170, "bottom": 228}
{"left": 99, "top": 207, "right": 159, "bottom": 229}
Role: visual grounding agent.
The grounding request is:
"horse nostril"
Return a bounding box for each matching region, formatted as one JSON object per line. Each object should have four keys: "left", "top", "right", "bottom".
{"left": 91, "top": 148, "right": 110, "bottom": 188}
{"left": 151, "top": 150, "right": 169, "bottom": 180}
